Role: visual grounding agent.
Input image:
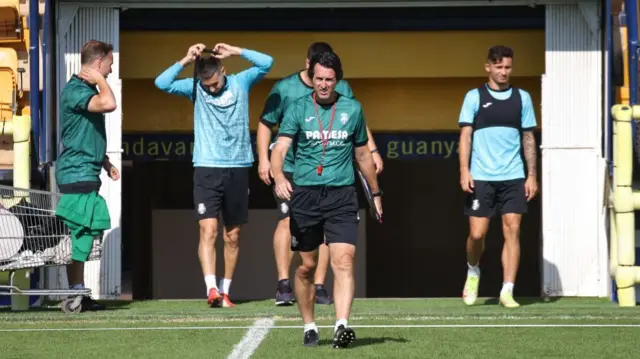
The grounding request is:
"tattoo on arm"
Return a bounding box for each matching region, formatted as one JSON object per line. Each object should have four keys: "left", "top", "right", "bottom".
{"left": 522, "top": 132, "right": 537, "bottom": 177}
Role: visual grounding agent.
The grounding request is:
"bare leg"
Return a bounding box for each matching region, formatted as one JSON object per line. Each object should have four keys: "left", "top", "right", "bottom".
{"left": 329, "top": 243, "right": 355, "bottom": 323}
{"left": 498, "top": 213, "right": 522, "bottom": 308}
{"left": 198, "top": 218, "right": 218, "bottom": 277}
{"left": 295, "top": 250, "right": 318, "bottom": 325}
{"left": 199, "top": 218, "right": 223, "bottom": 306}
{"left": 462, "top": 216, "right": 490, "bottom": 305}
{"left": 66, "top": 261, "right": 84, "bottom": 288}
{"left": 467, "top": 217, "right": 490, "bottom": 265}
{"left": 314, "top": 242, "right": 330, "bottom": 285}
{"left": 501, "top": 213, "right": 522, "bottom": 285}
{"left": 219, "top": 225, "right": 241, "bottom": 307}
{"left": 274, "top": 217, "right": 294, "bottom": 280}
{"left": 223, "top": 225, "right": 241, "bottom": 281}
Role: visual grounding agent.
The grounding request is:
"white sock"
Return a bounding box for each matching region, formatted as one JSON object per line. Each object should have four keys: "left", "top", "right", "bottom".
{"left": 467, "top": 262, "right": 480, "bottom": 277}
{"left": 205, "top": 275, "right": 217, "bottom": 295}
{"left": 304, "top": 322, "right": 318, "bottom": 333}
{"left": 501, "top": 282, "right": 514, "bottom": 294}
{"left": 334, "top": 318, "right": 348, "bottom": 333}
{"left": 220, "top": 278, "right": 232, "bottom": 295}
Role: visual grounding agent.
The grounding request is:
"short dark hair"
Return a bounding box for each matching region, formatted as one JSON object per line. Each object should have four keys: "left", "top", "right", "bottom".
{"left": 307, "top": 52, "right": 343, "bottom": 81}
{"left": 81, "top": 40, "right": 113, "bottom": 65}
{"left": 196, "top": 56, "right": 223, "bottom": 80}
{"left": 487, "top": 45, "right": 514, "bottom": 64}
{"left": 307, "top": 42, "right": 333, "bottom": 61}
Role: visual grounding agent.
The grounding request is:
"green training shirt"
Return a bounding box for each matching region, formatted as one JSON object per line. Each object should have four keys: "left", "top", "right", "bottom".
{"left": 260, "top": 71, "right": 354, "bottom": 173}
{"left": 278, "top": 93, "right": 368, "bottom": 187}
{"left": 55, "top": 75, "right": 107, "bottom": 185}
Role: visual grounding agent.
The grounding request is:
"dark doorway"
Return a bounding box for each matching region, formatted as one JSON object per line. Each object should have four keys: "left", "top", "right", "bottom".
{"left": 123, "top": 132, "right": 542, "bottom": 299}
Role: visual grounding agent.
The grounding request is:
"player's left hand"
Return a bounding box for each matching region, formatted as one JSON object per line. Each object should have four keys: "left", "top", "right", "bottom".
{"left": 212, "top": 43, "right": 242, "bottom": 59}
{"left": 372, "top": 152, "right": 384, "bottom": 174}
{"left": 109, "top": 166, "right": 120, "bottom": 181}
{"left": 104, "top": 161, "right": 120, "bottom": 181}
{"left": 524, "top": 175, "right": 538, "bottom": 201}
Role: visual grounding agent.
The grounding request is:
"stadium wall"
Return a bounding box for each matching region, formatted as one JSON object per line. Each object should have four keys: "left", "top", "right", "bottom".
{"left": 52, "top": 1, "right": 607, "bottom": 300}
{"left": 120, "top": 30, "right": 544, "bottom": 132}
{"left": 542, "top": 3, "right": 608, "bottom": 298}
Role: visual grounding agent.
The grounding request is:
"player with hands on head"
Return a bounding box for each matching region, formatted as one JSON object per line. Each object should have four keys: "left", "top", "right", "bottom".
{"left": 155, "top": 41, "right": 274, "bottom": 308}
{"left": 271, "top": 51, "right": 381, "bottom": 348}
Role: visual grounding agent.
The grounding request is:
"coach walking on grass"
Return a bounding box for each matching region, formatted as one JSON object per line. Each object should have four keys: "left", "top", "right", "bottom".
{"left": 271, "top": 51, "right": 381, "bottom": 348}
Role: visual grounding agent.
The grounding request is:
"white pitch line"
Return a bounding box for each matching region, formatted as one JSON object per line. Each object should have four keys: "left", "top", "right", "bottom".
{"left": 226, "top": 318, "right": 274, "bottom": 359}
{"left": 1, "top": 323, "right": 640, "bottom": 333}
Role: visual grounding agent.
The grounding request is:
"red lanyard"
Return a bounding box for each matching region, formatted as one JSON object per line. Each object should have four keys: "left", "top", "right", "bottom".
{"left": 313, "top": 92, "right": 337, "bottom": 176}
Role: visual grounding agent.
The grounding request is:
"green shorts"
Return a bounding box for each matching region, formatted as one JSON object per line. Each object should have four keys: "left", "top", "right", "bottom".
{"left": 55, "top": 191, "right": 111, "bottom": 262}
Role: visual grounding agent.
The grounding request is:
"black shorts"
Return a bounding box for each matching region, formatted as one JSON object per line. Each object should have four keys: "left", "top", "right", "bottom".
{"left": 273, "top": 171, "right": 294, "bottom": 220}
{"left": 289, "top": 185, "right": 359, "bottom": 252}
{"left": 464, "top": 179, "right": 527, "bottom": 217}
{"left": 193, "top": 167, "right": 249, "bottom": 226}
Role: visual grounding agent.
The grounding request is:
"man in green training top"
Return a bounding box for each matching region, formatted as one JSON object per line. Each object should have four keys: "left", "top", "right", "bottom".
{"left": 55, "top": 40, "right": 119, "bottom": 311}
{"left": 257, "top": 42, "right": 384, "bottom": 307}
{"left": 271, "top": 51, "right": 382, "bottom": 348}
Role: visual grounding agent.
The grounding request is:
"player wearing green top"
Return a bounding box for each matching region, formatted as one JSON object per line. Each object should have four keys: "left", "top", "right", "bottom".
{"left": 271, "top": 51, "right": 382, "bottom": 348}
{"left": 55, "top": 40, "right": 119, "bottom": 311}
{"left": 257, "top": 42, "right": 384, "bottom": 307}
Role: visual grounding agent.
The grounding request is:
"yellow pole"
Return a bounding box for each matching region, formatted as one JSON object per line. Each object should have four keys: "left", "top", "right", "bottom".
{"left": 611, "top": 105, "right": 640, "bottom": 306}
{"left": 610, "top": 207, "right": 619, "bottom": 278}
{"left": 1, "top": 115, "right": 33, "bottom": 311}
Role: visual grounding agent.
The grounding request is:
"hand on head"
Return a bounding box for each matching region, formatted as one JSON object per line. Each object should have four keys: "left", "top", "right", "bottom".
{"left": 212, "top": 43, "right": 241, "bottom": 60}
{"left": 78, "top": 67, "right": 104, "bottom": 85}
{"left": 185, "top": 43, "right": 207, "bottom": 64}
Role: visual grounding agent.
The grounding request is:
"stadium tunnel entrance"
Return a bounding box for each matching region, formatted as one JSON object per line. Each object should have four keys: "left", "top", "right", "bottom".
{"left": 116, "top": 6, "right": 544, "bottom": 300}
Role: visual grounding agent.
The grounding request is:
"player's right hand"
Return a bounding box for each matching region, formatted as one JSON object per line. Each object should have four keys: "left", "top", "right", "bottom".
{"left": 183, "top": 43, "right": 206, "bottom": 64}
{"left": 274, "top": 176, "right": 293, "bottom": 201}
{"left": 258, "top": 161, "right": 272, "bottom": 185}
{"left": 460, "top": 169, "right": 474, "bottom": 193}
{"left": 373, "top": 196, "right": 383, "bottom": 216}
{"left": 78, "top": 67, "right": 104, "bottom": 85}
{"left": 372, "top": 152, "right": 384, "bottom": 175}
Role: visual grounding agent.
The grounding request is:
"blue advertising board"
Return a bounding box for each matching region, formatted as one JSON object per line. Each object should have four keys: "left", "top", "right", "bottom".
{"left": 122, "top": 132, "right": 462, "bottom": 162}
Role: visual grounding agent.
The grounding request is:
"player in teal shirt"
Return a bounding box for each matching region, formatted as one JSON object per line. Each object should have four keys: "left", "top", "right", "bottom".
{"left": 458, "top": 46, "right": 538, "bottom": 309}
{"left": 155, "top": 43, "right": 273, "bottom": 308}
{"left": 256, "top": 42, "right": 383, "bottom": 307}
{"left": 271, "top": 51, "right": 382, "bottom": 349}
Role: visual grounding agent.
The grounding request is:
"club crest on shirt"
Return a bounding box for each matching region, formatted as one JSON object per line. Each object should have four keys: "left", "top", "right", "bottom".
{"left": 340, "top": 112, "right": 349, "bottom": 125}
